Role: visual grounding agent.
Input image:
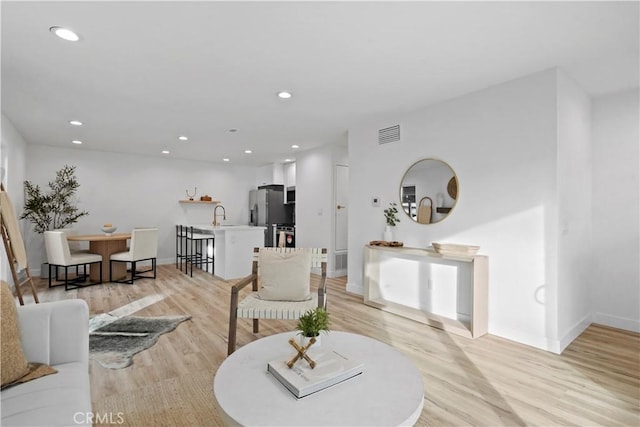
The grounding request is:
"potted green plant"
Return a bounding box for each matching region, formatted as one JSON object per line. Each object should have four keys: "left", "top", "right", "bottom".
{"left": 383, "top": 202, "right": 400, "bottom": 241}
{"left": 296, "top": 307, "right": 330, "bottom": 346}
{"left": 20, "top": 165, "right": 89, "bottom": 276}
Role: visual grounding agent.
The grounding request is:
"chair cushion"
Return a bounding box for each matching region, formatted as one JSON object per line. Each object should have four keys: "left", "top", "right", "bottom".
{"left": 68, "top": 253, "right": 102, "bottom": 265}
{"left": 1, "top": 281, "right": 29, "bottom": 386}
{"left": 257, "top": 249, "right": 312, "bottom": 301}
{"left": 110, "top": 250, "right": 133, "bottom": 262}
{"left": 238, "top": 293, "right": 318, "bottom": 320}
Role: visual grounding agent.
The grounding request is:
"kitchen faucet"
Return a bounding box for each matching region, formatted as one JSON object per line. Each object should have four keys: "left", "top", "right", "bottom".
{"left": 213, "top": 204, "right": 226, "bottom": 226}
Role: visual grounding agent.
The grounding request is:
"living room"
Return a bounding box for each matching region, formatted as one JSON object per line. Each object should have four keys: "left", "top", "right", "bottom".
{"left": 2, "top": 1, "right": 638, "bottom": 426}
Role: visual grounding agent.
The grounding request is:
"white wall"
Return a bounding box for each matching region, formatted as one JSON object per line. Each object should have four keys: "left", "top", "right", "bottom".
{"left": 24, "top": 145, "right": 257, "bottom": 273}
{"left": 296, "top": 142, "right": 348, "bottom": 276}
{"left": 1, "top": 114, "right": 28, "bottom": 285}
{"left": 556, "top": 71, "right": 593, "bottom": 350}
{"left": 348, "top": 70, "right": 562, "bottom": 351}
{"left": 591, "top": 89, "right": 640, "bottom": 332}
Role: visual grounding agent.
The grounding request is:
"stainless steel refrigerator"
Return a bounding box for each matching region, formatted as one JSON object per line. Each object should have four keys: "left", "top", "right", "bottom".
{"left": 249, "top": 185, "right": 288, "bottom": 247}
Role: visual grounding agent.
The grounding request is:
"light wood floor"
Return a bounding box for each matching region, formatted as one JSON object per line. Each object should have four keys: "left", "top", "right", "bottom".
{"left": 31, "top": 265, "right": 639, "bottom": 426}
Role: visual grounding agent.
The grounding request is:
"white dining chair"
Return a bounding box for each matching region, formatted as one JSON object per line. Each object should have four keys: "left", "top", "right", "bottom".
{"left": 109, "top": 227, "right": 159, "bottom": 284}
{"left": 53, "top": 228, "right": 87, "bottom": 254}
{"left": 44, "top": 231, "right": 103, "bottom": 290}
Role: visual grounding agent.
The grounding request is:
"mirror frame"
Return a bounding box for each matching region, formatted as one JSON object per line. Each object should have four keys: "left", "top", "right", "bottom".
{"left": 399, "top": 158, "right": 458, "bottom": 224}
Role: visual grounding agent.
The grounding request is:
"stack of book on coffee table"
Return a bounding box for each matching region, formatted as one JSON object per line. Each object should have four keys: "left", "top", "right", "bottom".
{"left": 267, "top": 350, "right": 364, "bottom": 398}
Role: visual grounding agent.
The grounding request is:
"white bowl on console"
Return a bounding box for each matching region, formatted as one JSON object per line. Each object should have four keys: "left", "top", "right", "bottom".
{"left": 101, "top": 226, "right": 117, "bottom": 235}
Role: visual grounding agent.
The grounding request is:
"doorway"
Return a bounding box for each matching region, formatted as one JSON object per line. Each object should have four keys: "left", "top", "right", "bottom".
{"left": 334, "top": 164, "right": 348, "bottom": 275}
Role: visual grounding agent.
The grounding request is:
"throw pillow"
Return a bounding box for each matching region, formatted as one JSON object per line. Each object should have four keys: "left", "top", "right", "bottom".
{"left": 1, "top": 280, "right": 29, "bottom": 386}
{"left": 257, "top": 249, "right": 312, "bottom": 301}
{"left": 1, "top": 281, "right": 57, "bottom": 390}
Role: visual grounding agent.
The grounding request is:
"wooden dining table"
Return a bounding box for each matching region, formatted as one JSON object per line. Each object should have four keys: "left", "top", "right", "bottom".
{"left": 67, "top": 233, "right": 131, "bottom": 282}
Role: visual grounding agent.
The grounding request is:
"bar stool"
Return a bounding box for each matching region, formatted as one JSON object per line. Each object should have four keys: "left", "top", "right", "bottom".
{"left": 176, "top": 225, "right": 214, "bottom": 277}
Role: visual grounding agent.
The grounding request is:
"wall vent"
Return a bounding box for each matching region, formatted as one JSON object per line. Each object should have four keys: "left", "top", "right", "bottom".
{"left": 378, "top": 124, "right": 400, "bottom": 144}
{"left": 334, "top": 253, "right": 348, "bottom": 270}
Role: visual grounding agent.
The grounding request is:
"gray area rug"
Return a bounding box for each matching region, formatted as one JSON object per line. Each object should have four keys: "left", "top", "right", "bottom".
{"left": 90, "top": 315, "right": 191, "bottom": 369}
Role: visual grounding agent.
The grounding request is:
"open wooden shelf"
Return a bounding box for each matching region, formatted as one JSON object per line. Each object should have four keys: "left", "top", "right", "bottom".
{"left": 178, "top": 200, "right": 220, "bottom": 204}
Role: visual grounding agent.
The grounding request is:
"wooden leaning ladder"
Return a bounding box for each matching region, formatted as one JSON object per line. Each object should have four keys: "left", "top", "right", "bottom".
{"left": 0, "top": 182, "right": 39, "bottom": 305}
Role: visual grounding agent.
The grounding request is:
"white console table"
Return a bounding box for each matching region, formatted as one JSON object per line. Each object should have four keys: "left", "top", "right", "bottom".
{"left": 363, "top": 244, "right": 488, "bottom": 339}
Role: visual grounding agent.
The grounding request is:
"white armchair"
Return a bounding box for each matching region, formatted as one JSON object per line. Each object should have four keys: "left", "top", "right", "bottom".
{"left": 1, "top": 299, "right": 92, "bottom": 426}
{"left": 227, "top": 247, "right": 327, "bottom": 355}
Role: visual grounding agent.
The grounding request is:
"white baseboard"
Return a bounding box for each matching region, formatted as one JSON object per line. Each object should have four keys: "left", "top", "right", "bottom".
{"left": 328, "top": 268, "right": 347, "bottom": 278}
{"left": 346, "top": 282, "right": 363, "bottom": 295}
{"left": 593, "top": 312, "right": 640, "bottom": 333}
{"left": 559, "top": 313, "right": 592, "bottom": 353}
{"left": 489, "top": 324, "right": 562, "bottom": 354}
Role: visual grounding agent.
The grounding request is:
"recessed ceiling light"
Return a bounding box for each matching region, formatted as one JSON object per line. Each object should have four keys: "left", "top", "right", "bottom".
{"left": 162, "top": 150, "right": 170, "bottom": 154}
{"left": 244, "top": 150, "right": 252, "bottom": 154}
{"left": 223, "top": 158, "right": 230, "bottom": 162}
{"left": 71, "top": 140, "right": 83, "bottom": 145}
{"left": 277, "top": 91, "right": 292, "bottom": 99}
{"left": 178, "top": 136, "right": 188, "bottom": 141}
{"left": 228, "top": 128, "right": 238, "bottom": 133}
{"left": 291, "top": 144, "right": 299, "bottom": 149}
{"left": 49, "top": 26, "right": 80, "bottom": 42}
{"left": 284, "top": 158, "right": 294, "bottom": 162}
{"left": 69, "top": 120, "right": 83, "bottom": 126}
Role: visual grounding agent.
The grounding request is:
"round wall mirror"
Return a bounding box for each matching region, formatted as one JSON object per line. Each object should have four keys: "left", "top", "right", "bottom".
{"left": 399, "top": 159, "right": 458, "bottom": 224}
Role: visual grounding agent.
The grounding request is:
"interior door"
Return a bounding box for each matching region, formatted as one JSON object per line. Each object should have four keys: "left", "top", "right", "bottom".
{"left": 335, "top": 165, "right": 348, "bottom": 251}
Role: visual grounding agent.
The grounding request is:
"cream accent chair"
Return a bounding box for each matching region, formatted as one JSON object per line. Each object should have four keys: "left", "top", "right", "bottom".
{"left": 0, "top": 298, "right": 92, "bottom": 426}
{"left": 227, "top": 247, "right": 327, "bottom": 355}
{"left": 44, "top": 231, "right": 102, "bottom": 291}
{"left": 51, "top": 228, "right": 88, "bottom": 279}
{"left": 109, "top": 227, "right": 158, "bottom": 284}
{"left": 53, "top": 228, "right": 87, "bottom": 254}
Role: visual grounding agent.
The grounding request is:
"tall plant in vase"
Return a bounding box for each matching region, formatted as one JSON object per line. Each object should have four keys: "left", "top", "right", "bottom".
{"left": 383, "top": 202, "right": 399, "bottom": 241}
{"left": 20, "top": 165, "right": 89, "bottom": 276}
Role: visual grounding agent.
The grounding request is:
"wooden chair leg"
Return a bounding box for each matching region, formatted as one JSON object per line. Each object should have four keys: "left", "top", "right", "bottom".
{"left": 228, "top": 290, "right": 239, "bottom": 355}
{"left": 253, "top": 319, "right": 260, "bottom": 333}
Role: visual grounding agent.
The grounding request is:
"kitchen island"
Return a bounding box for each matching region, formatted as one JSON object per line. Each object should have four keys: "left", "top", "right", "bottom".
{"left": 185, "top": 225, "right": 265, "bottom": 280}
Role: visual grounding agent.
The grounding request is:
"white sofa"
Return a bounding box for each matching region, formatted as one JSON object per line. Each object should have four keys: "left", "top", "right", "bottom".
{"left": 1, "top": 299, "right": 92, "bottom": 427}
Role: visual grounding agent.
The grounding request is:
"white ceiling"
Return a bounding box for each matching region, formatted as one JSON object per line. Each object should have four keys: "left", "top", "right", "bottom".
{"left": 2, "top": 1, "right": 638, "bottom": 166}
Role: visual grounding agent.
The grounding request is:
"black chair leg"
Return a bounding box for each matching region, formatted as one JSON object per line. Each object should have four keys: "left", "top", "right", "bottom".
{"left": 130, "top": 261, "right": 136, "bottom": 284}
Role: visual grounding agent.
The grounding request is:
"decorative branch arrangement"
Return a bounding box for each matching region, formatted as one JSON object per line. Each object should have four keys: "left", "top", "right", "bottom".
{"left": 21, "top": 165, "right": 88, "bottom": 233}
{"left": 383, "top": 202, "right": 400, "bottom": 226}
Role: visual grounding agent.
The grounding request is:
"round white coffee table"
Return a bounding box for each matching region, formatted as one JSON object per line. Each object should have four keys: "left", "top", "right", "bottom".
{"left": 213, "top": 331, "right": 424, "bottom": 426}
